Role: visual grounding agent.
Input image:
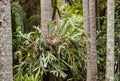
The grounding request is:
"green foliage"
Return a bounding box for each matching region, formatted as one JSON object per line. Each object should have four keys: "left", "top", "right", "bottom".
{"left": 14, "top": 73, "right": 40, "bottom": 81}
{"left": 65, "top": 0, "right": 73, "bottom": 5}
{"left": 13, "top": 13, "right": 86, "bottom": 80}
{"left": 60, "top": 0, "right": 82, "bottom": 16}
{"left": 28, "top": 14, "right": 40, "bottom": 26}
{"left": 11, "top": 0, "right": 40, "bottom": 32}
{"left": 11, "top": 2, "right": 28, "bottom": 33}
{"left": 12, "top": 0, "right": 120, "bottom": 81}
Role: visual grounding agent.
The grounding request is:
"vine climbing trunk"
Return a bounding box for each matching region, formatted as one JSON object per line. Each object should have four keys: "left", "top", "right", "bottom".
{"left": 106, "top": 0, "right": 115, "bottom": 81}
{"left": 0, "top": 0, "right": 13, "bottom": 81}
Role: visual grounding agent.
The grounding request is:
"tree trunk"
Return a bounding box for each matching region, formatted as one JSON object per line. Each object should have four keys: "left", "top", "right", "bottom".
{"left": 0, "top": 0, "right": 13, "bottom": 81}
{"left": 40, "top": 0, "right": 54, "bottom": 81}
{"left": 40, "top": 0, "right": 52, "bottom": 36}
{"left": 82, "top": 0, "right": 91, "bottom": 81}
{"left": 106, "top": 0, "right": 115, "bottom": 81}
{"left": 89, "top": 0, "right": 97, "bottom": 80}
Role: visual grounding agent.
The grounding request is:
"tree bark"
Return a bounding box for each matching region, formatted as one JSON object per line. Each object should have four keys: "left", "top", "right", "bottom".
{"left": 82, "top": 0, "right": 91, "bottom": 81}
{"left": 89, "top": 0, "right": 97, "bottom": 80}
{"left": 40, "top": 0, "right": 52, "bottom": 36}
{"left": 0, "top": 0, "right": 13, "bottom": 81}
{"left": 40, "top": 0, "right": 53, "bottom": 81}
{"left": 106, "top": 0, "right": 115, "bottom": 81}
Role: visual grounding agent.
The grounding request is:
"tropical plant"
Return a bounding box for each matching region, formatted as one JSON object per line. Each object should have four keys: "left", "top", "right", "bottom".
{"left": 13, "top": 13, "right": 87, "bottom": 81}
{"left": 11, "top": 2, "right": 28, "bottom": 33}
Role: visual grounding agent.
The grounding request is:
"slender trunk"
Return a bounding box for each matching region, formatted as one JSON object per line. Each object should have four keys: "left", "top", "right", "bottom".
{"left": 82, "top": 0, "right": 90, "bottom": 81}
{"left": 0, "top": 0, "right": 13, "bottom": 81}
{"left": 106, "top": 0, "right": 115, "bottom": 81}
{"left": 40, "top": 0, "right": 53, "bottom": 81}
{"left": 40, "top": 0, "right": 52, "bottom": 36}
{"left": 89, "top": 0, "right": 97, "bottom": 80}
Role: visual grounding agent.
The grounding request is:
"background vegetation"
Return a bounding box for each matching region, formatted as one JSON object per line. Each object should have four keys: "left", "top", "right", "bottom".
{"left": 10, "top": 0, "right": 120, "bottom": 81}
